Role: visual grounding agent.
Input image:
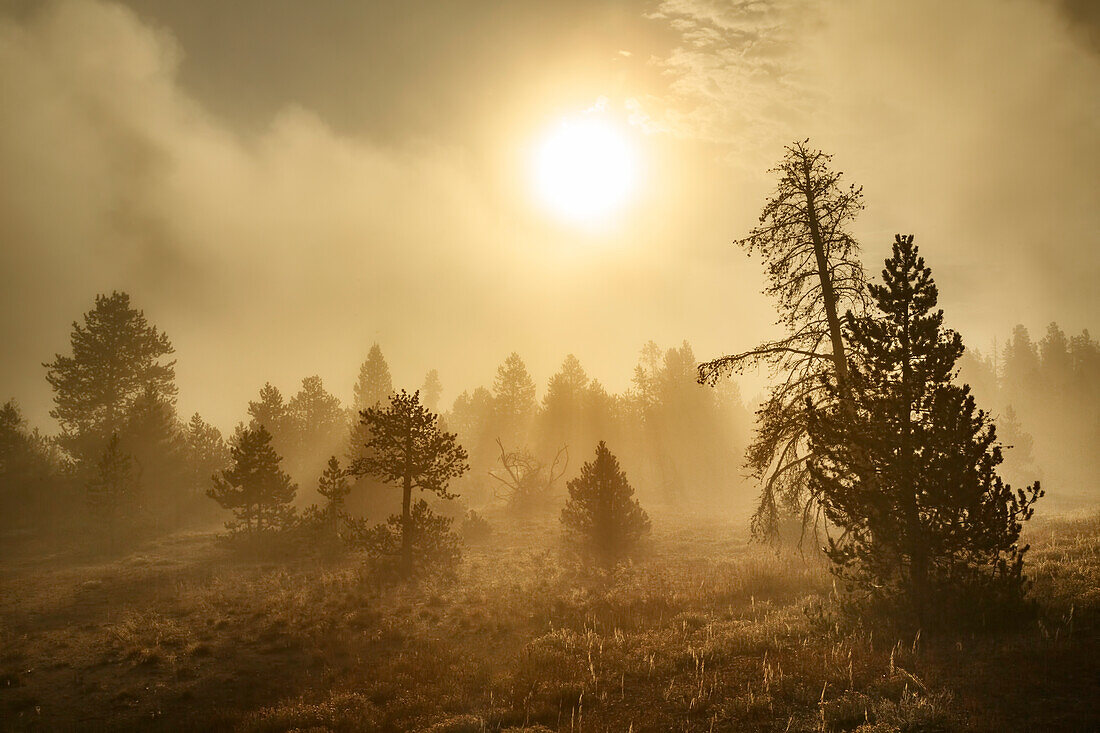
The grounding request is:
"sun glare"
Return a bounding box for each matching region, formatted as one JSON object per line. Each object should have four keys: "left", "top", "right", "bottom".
{"left": 532, "top": 116, "right": 639, "bottom": 227}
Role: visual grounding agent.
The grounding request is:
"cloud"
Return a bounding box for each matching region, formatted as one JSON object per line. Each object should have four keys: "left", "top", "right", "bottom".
{"left": 0, "top": 0, "right": 519, "bottom": 427}
{"left": 643, "top": 0, "right": 1100, "bottom": 338}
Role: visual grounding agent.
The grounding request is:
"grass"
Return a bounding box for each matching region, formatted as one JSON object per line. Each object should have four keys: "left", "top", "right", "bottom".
{"left": 1, "top": 510, "right": 1098, "bottom": 731}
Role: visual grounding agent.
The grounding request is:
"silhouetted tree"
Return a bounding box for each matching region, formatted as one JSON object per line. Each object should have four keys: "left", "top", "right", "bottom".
{"left": 349, "top": 390, "right": 468, "bottom": 577}
{"left": 316, "top": 456, "right": 350, "bottom": 540}
{"left": 208, "top": 424, "right": 297, "bottom": 535}
{"left": 353, "top": 498, "right": 461, "bottom": 578}
{"left": 808, "top": 235, "right": 1042, "bottom": 626}
{"left": 956, "top": 347, "right": 999, "bottom": 407}
{"left": 493, "top": 352, "right": 537, "bottom": 445}
{"left": 1039, "top": 322, "right": 1073, "bottom": 392}
{"left": 44, "top": 292, "right": 176, "bottom": 468}
{"left": 352, "top": 344, "right": 394, "bottom": 415}
{"left": 489, "top": 438, "right": 569, "bottom": 517}
{"left": 183, "top": 413, "right": 229, "bottom": 520}
{"left": 1001, "top": 325, "right": 1040, "bottom": 406}
{"left": 420, "top": 369, "right": 443, "bottom": 411}
{"left": 248, "top": 383, "right": 289, "bottom": 441}
{"left": 538, "top": 354, "right": 589, "bottom": 455}
{"left": 286, "top": 375, "right": 345, "bottom": 492}
{"left": 87, "top": 433, "right": 134, "bottom": 550}
{"left": 347, "top": 345, "right": 395, "bottom": 514}
{"left": 561, "top": 441, "right": 650, "bottom": 566}
{"left": 118, "top": 382, "right": 186, "bottom": 529}
{"left": 0, "top": 400, "right": 60, "bottom": 530}
{"left": 445, "top": 386, "right": 498, "bottom": 505}
{"left": 699, "top": 142, "right": 867, "bottom": 540}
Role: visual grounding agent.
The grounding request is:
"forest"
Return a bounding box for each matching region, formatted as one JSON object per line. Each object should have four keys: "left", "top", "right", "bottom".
{"left": 1, "top": 137, "right": 1098, "bottom": 732}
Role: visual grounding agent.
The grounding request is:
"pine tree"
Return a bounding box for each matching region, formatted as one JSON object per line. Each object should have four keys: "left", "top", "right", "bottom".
{"left": 352, "top": 344, "right": 394, "bottom": 414}
{"left": 699, "top": 142, "right": 867, "bottom": 540}
{"left": 354, "top": 499, "right": 461, "bottom": 578}
{"left": 808, "top": 235, "right": 1042, "bottom": 626}
{"left": 183, "top": 414, "right": 228, "bottom": 487}
{"left": 420, "top": 369, "right": 443, "bottom": 411}
{"left": 44, "top": 292, "right": 176, "bottom": 468}
{"left": 347, "top": 344, "right": 394, "bottom": 477}
{"left": 208, "top": 424, "right": 297, "bottom": 535}
{"left": 87, "top": 433, "right": 134, "bottom": 550}
{"left": 119, "top": 383, "right": 185, "bottom": 529}
{"left": 183, "top": 413, "right": 229, "bottom": 518}
{"left": 350, "top": 390, "right": 468, "bottom": 576}
{"left": 248, "top": 383, "right": 288, "bottom": 437}
{"left": 561, "top": 441, "right": 650, "bottom": 566}
{"left": 539, "top": 354, "right": 589, "bottom": 460}
{"left": 492, "top": 352, "right": 537, "bottom": 445}
{"left": 1, "top": 400, "right": 59, "bottom": 530}
{"left": 998, "top": 405, "right": 1037, "bottom": 489}
{"left": 317, "top": 456, "right": 350, "bottom": 539}
{"left": 1039, "top": 323, "right": 1072, "bottom": 390}
{"left": 286, "top": 375, "right": 346, "bottom": 489}
{"left": 1001, "top": 325, "right": 1040, "bottom": 407}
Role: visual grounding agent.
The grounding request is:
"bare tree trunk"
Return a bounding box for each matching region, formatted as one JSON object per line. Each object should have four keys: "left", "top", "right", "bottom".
{"left": 803, "top": 168, "right": 850, "bottom": 393}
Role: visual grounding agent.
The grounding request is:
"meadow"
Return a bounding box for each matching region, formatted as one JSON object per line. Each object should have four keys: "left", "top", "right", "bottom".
{"left": 1, "top": 510, "right": 1097, "bottom": 732}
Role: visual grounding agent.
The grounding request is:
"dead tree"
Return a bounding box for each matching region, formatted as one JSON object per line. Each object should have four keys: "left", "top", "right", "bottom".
{"left": 489, "top": 438, "right": 569, "bottom": 517}
{"left": 699, "top": 141, "right": 867, "bottom": 541}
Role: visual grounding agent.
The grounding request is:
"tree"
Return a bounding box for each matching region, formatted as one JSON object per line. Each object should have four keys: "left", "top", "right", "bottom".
{"left": 998, "top": 405, "right": 1037, "bottom": 489}
{"left": 183, "top": 413, "right": 229, "bottom": 519}
{"left": 349, "top": 390, "right": 469, "bottom": 576}
{"left": 352, "top": 344, "right": 394, "bottom": 415}
{"left": 420, "top": 369, "right": 443, "bottom": 411}
{"left": 807, "top": 235, "right": 1042, "bottom": 626}
{"left": 489, "top": 438, "right": 569, "bottom": 517}
{"left": 0, "top": 400, "right": 60, "bottom": 530}
{"left": 316, "top": 456, "right": 351, "bottom": 539}
{"left": 347, "top": 345, "right": 395, "bottom": 502}
{"left": 1001, "top": 325, "right": 1040, "bottom": 406}
{"left": 286, "top": 375, "right": 346, "bottom": 490}
{"left": 538, "top": 354, "right": 598, "bottom": 471}
{"left": 86, "top": 433, "right": 134, "bottom": 549}
{"left": 956, "top": 347, "right": 998, "bottom": 407}
{"left": 561, "top": 441, "right": 650, "bottom": 566}
{"left": 1039, "top": 322, "right": 1072, "bottom": 391}
{"left": 248, "top": 383, "right": 289, "bottom": 438}
{"left": 119, "top": 382, "right": 187, "bottom": 529}
{"left": 492, "top": 352, "right": 537, "bottom": 445}
{"left": 207, "top": 424, "right": 297, "bottom": 535}
{"left": 183, "top": 414, "right": 228, "bottom": 489}
{"left": 353, "top": 499, "right": 461, "bottom": 578}
{"left": 699, "top": 142, "right": 867, "bottom": 540}
{"left": 44, "top": 292, "right": 176, "bottom": 468}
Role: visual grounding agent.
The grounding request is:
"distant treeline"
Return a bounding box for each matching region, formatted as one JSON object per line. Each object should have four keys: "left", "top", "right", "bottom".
{"left": 0, "top": 292, "right": 752, "bottom": 542}
{"left": 958, "top": 323, "right": 1100, "bottom": 502}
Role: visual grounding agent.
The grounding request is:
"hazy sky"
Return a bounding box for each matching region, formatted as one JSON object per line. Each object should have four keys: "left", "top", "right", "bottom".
{"left": 1, "top": 0, "right": 1098, "bottom": 431}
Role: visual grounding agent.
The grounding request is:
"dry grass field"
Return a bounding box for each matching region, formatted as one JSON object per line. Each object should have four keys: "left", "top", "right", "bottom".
{"left": 1, "top": 510, "right": 1098, "bottom": 732}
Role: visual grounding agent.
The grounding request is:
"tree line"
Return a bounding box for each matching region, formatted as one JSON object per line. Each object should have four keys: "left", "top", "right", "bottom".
{"left": 957, "top": 322, "right": 1100, "bottom": 501}
{"left": 0, "top": 294, "right": 743, "bottom": 565}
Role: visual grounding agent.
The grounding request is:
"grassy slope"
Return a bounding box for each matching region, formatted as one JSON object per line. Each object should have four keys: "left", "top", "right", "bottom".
{"left": 1, "top": 512, "right": 1097, "bottom": 732}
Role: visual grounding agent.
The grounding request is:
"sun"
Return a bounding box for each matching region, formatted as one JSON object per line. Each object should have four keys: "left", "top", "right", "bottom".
{"left": 531, "top": 116, "right": 639, "bottom": 227}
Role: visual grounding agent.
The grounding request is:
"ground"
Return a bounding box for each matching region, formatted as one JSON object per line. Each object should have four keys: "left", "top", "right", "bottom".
{"left": 1, "top": 511, "right": 1098, "bottom": 732}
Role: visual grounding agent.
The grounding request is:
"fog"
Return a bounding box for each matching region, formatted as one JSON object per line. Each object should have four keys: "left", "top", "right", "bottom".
{"left": 1, "top": 2, "right": 1099, "bottom": 730}
{"left": 0, "top": 0, "right": 1097, "bottom": 432}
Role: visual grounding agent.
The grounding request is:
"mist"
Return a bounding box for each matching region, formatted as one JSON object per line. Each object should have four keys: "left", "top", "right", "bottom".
{"left": 1, "top": 1, "right": 1098, "bottom": 730}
